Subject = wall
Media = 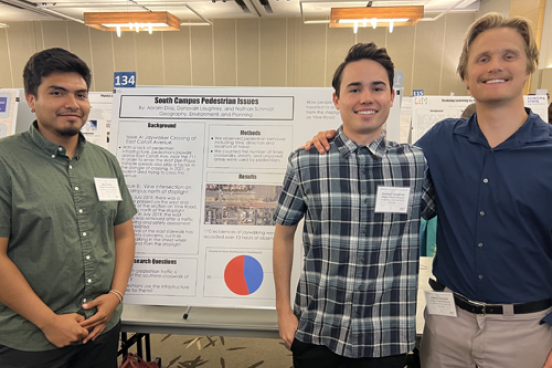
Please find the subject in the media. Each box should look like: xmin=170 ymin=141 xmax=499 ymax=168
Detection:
xmin=478 ymin=0 xmax=511 ymax=17
xmin=507 ymin=0 xmax=552 ymax=94
xmin=535 ymin=0 xmax=552 ymax=95
xmin=0 ymin=14 xmax=477 ymax=96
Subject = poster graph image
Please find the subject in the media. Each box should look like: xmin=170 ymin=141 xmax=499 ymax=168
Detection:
xmin=203 ymin=248 xmax=275 ymax=303
xmin=224 ymin=255 xmax=264 ymax=295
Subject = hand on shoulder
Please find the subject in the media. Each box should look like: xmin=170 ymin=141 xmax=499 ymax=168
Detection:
xmin=303 ymin=130 xmax=337 ymax=154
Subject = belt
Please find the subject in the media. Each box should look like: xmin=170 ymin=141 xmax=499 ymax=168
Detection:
xmin=428 ymin=279 xmax=552 ymax=315
xmin=453 ymin=293 xmax=552 ymax=315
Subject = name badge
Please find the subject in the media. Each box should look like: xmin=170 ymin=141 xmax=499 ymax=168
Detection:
xmin=94 ymin=178 xmax=122 ymax=201
xmin=425 ymin=291 xmax=457 ymax=317
xmin=374 ymin=186 xmax=411 ymax=213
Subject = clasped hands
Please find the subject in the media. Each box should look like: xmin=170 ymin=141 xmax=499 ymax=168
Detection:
xmin=41 ymin=292 xmax=120 ymax=347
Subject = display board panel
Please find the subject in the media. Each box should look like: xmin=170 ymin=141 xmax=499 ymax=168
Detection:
xmin=83 ymin=92 xmax=112 ymax=149
xmin=110 ymin=86 xmax=402 ymax=308
xmin=0 ymin=89 xmax=20 ymax=138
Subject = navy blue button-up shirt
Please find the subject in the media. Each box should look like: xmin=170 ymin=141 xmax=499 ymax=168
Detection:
xmin=416 ymin=110 xmax=552 ymax=320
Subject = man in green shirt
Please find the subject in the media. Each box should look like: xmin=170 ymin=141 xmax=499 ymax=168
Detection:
xmin=0 ymin=48 xmax=137 ymax=368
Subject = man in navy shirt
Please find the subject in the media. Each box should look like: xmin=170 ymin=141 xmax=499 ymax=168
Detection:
xmin=307 ymin=13 xmax=552 ymax=368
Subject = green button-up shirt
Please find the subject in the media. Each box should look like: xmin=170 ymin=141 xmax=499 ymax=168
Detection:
xmin=0 ymin=122 xmax=137 ymax=351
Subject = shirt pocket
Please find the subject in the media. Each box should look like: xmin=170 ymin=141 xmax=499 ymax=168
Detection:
xmin=102 ymin=200 xmax=119 ymax=225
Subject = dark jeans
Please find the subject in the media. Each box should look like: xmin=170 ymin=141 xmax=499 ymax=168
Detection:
xmin=291 ymin=339 xmax=408 ymax=368
xmin=0 ymin=321 xmax=120 ymax=368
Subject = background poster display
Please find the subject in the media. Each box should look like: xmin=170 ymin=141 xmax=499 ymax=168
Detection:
xmin=110 ymin=86 xmax=402 ymax=308
xmin=0 ymin=89 xmax=20 ymax=138
xmin=411 ymin=95 xmax=549 ymax=142
xmin=82 ymin=92 xmax=112 ymax=149
xmin=412 ymin=96 xmax=475 ymax=142
xmin=400 ymin=96 xmax=413 ymax=144
xmin=384 ymin=88 xmax=403 ymax=143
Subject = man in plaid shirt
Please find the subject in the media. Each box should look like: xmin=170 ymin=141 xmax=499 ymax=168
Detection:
xmin=273 ymin=43 xmax=430 ymax=368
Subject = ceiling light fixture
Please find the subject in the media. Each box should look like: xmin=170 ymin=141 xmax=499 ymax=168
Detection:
xmin=84 ymin=11 xmax=181 ymax=36
xmin=330 ymin=6 xmax=424 ymax=32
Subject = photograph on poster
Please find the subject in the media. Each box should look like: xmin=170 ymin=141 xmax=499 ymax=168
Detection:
xmin=204 ymin=184 xmax=282 ymax=226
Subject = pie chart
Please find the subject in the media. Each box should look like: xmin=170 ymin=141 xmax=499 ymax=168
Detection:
xmin=224 ymin=255 xmax=264 ymax=295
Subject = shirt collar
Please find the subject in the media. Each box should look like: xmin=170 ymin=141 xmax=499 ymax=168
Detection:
xmin=334 ymin=125 xmax=387 ymax=159
xmin=28 ymin=121 xmax=87 ymax=159
xmin=453 ymin=108 xmax=550 ymax=148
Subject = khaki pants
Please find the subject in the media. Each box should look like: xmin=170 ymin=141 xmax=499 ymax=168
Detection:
xmin=420 ymin=301 xmax=552 ymax=368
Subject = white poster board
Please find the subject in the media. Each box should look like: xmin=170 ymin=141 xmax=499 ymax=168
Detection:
xmin=83 ymin=92 xmax=112 ymax=149
xmin=384 ymin=88 xmax=403 ymax=143
xmin=400 ymin=96 xmax=413 ymax=144
xmin=0 ymin=89 xmax=20 ymax=138
xmin=110 ymin=86 xmax=402 ymax=308
xmin=412 ymin=95 xmax=549 ymax=143
xmin=411 ymin=96 xmax=475 ymax=143
xmin=417 ymin=256 xmax=435 ymax=334
xmin=15 ymin=89 xmax=35 ymax=134
xmin=525 ymin=94 xmax=549 ymax=121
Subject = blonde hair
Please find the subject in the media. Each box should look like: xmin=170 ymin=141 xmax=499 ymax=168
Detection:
xmin=457 ymin=12 xmax=539 ymax=80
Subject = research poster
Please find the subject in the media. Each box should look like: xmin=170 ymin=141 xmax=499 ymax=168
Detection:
xmin=110 ymin=86 xmax=402 ymax=308
xmin=400 ymin=96 xmax=412 ymax=144
xmin=0 ymin=89 xmax=20 ymax=138
xmin=82 ymin=92 xmax=112 ymax=149
xmin=383 ymin=88 xmax=403 ymax=143
xmin=411 ymin=95 xmax=549 ymax=142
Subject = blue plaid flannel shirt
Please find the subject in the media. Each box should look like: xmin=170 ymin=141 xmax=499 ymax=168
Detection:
xmin=274 ymin=126 xmax=431 ymax=358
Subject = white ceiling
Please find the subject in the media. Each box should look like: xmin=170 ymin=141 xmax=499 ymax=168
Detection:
xmin=0 ymin=0 xmax=479 ymax=24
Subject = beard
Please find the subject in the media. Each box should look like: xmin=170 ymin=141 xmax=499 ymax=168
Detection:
xmin=56 ymin=126 xmax=81 ymax=137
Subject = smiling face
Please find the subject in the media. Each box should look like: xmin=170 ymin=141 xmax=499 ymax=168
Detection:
xmin=464 ymin=27 xmax=530 ymax=106
xmin=333 ymin=59 xmax=395 ymax=145
xmin=26 ymin=72 xmax=90 ymax=144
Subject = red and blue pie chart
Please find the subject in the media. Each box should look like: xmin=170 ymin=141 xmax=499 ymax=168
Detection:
xmin=224 ymin=255 xmax=264 ymax=295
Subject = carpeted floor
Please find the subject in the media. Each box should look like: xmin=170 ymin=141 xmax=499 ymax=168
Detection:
xmin=122 ymin=334 xmax=293 ymax=368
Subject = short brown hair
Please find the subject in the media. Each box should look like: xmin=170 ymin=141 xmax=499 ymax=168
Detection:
xmin=332 ymin=43 xmax=394 ymax=98
xmin=457 ymin=13 xmax=539 ymax=80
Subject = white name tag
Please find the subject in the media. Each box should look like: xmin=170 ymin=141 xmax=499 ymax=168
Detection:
xmin=94 ymin=178 xmax=122 ymax=201
xmin=374 ymin=186 xmax=411 ymax=213
xmin=425 ymin=291 xmax=457 ymax=317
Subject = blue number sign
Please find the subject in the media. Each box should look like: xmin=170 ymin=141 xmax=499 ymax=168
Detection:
xmin=114 ymin=72 xmax=136 ymax=88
